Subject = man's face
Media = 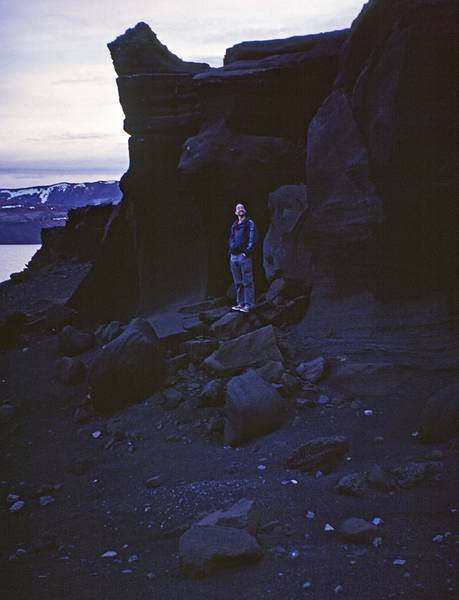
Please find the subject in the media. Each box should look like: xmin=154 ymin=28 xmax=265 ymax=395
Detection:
xmin=235 ymin=203 xmax=247 ymax=218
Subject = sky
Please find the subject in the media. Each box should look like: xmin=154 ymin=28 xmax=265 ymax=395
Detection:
xmin=0 ymin=0 xmax=364 ymax=189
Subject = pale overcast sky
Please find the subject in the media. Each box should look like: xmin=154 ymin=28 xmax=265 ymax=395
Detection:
xmin=0 ymin=0 xmax=364 ymax=188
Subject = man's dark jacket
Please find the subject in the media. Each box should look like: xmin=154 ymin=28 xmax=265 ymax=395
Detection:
xmin=228 ymin=218 xmax=257 ymax=256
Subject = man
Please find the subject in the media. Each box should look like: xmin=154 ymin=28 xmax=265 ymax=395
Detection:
xmin=228 ymin=202 xmax=258 ymax=313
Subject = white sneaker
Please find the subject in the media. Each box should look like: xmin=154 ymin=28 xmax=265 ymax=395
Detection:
xmin=232 ymin=305 xmax=243 ymax=311
xmin=239 ymin=305 xmax=250 ymax=313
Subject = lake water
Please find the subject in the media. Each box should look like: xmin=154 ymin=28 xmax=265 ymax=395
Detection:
xmin=0 ymin=244 xmax=40 ymax=283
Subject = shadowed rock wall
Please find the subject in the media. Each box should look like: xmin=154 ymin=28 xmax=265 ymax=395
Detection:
xmin=70 ymin=23 xmax=347 ymax=323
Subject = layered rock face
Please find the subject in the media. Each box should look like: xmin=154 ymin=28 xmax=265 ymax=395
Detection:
xmin=70 ymin=23 xmax=347 ymax=324
xmin=293 ymin=0 xmax=459 ymax=394
xmin=71 ymin=1 xmax=458 ymax=404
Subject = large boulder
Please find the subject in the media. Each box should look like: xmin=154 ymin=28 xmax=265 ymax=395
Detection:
xmin=58 ymin=326 xmax=94 ymax=357
xmin=420 ymin=382 xmax=459 ymax=442
xmin=179 ymin=525 xmax=262 ymax=577
xmin=224 ymin=368 xmax=285 ymax=446
xmin=88 ymin=318 xmax=163 ymax=413
xmin=196 ymin=498 xmax=259 ymax=534
xmin=286 ymin=435 xmax=349 ymax=473
xmin=203 ymin=325 xmax=283 ymax=375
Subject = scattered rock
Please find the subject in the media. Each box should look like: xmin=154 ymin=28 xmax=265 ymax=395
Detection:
xmin=179 ymin=525 xmax=262 ymax=577
xmin=196 ymin=499 xmax=259 ymax=534
xmin=338 ymin=517 xmax=384 ymax=544
xmin=199 ymin=379 xmax=225 ymax=407
xmin=420 ymin=383 xmax=459 ymax=442
xmin=224 ymin=369 xmax=285 ymax=446
xmin=9 ymin=500 xmax=26 ymax=513
xmin=256 ymin=360 xmax=284 ymax=383
xmin=58 ymin=325 xmax=94 ymax=357
xmin=146 ymin=476 xmax=163 ymax=488
xmin=286 ymin=435 xmax=349 ymax=473
xmin=88 ymin=318 xmax=164 ymax=413
xmin=97 ymin=321 xmax=123 ymax=345
xmin=161 ymin=388 xmax=185 ymax=410
xmin=335 ymin=473 xmax=367 ymax=497
xmin=296 ymin=357 xmax=327 ymax=383
xmin=367 ymin=464 xmax=393 ymax=492
xmin=183 ymin=338 xmax=218 ymax=363
xmin=209 ymin=312 xmax=253 ymax=340
xmin=55 ymin=357 xmax=86 ymax=386
xmin=391 ymin=462 xmax=427 ymax=489
xmin=204 ymin=325 xmax=283 ymax=375
xmin=38 ymin=495 xmax=55 ymax=507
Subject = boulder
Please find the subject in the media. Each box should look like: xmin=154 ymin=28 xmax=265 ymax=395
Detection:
xmin=203 ymin=325 xmax=283 ymax=375
xmin=55 ymin=357 xmax=86 ymax=386
xmin=97 ymin=321 xmax=123 ymax=345
xmin=196 ymin=499 xmax=259 ymax=534
xmin=296 ymin=357 xmax=327 ymax=383
xmin=224 ymin=369 xmax=285 ymax=446
xmin=183 ymin=338 xmax=218 ymax=363
xmin=338 ymin=518 xmax=383 ymax=544
xmin=88 ymin=318 xmax=163 ymax=413
xmin=286 ymin=435 xmax=349 ymax=473
xmin=335 ymin=473 xmax=367 ymax=497
xmin=420 ymin=383 xmax=459 ymax=442
xmin=199 ymin=379 xmax=225 ymax=407
xmin=199 ymin=306 xmax=229 ymax=324
xmin=209 ymin=312 xmax=254 ymax=340
xmin=256 ymin=360 xmax=284 ymax=383
xmin=179 ymin=525 xmax=262 ymax=577
xmin=367 ymin=464 xmax=393 ymax=492
xmin=58 ymin=326 xmax=94 ymax=357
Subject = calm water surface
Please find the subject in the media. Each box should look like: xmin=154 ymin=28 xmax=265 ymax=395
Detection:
xmin=0 ymin=245 xmax=40 ymax=283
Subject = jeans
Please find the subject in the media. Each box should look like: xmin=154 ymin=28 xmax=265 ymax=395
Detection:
xmin=230 ymin=254 xmax=255 ymax=307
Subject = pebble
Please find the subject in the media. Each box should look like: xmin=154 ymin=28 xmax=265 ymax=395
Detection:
xmin=410 ymin=431 xmax=419 ymax=438
xmin=289 ymin=548 xmax=300 ymax=559
xmin=372 ymin=537 xmax=383 ymax=547
xmin=432 ymin=535 xmax=444 ymax=543
xmin=92 ymin=431 xmax=103 ymax=439
xmin=128 ymin=554 xmax=139 ymax=563
xmin=302 ymin=581 xmax=312 ymax=589
xmin=9 ymin=500 xmax=25 ymax=512
xmin=6 ymin=493 xmax=20 ymax=504
xmin=121 ymin=569 xmax=133 ymax=574
xmin=146 ymin=572 xmax=156 ymax=579
xmin=324 ymin=523 xmax=335 ymax=531
xmin=363 ymin=409 xmax=374 ymax=416
xmin=372 ymin=517 xmax=383 ymax=526
xmin=393 ymin=559 xmax=406 ymax=566
xmin=39 ymin=496 xmax=55 ymax=507
xmin=306 ymin=511 xmax=315 ymax=520
xmin=334 ymin=585 xmax=344 ymax=594
xmin=315 ymin=470 xmax=323 ymax=479
xmin=101 ymin=550 xmax=118 ymax=558
xmin=257 ymin=464 xmax=266 ymax=471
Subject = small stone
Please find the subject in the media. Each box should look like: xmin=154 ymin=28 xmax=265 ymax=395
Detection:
xmin=339 ymin=517 xmax=383 ymax=544
xmin=302 ymin=581 xmax=312 ymax=589
xmin=92 ymin=431 xmax=103 ymax=439
xmin=432 ymin=535 xmax=444 ymax=543
xmin=363 ymin=409 xmax=374 ymax=416
xmin=6 ymin=493 xmax=20 ymax=504
xmin=146 ymin=476 xmax=163 ymax=488
xmin=9 ymin=500 xmax=25 ymax=512
xmin=410 ymin=431 xmax=419 ymax=438
xmin=289 ymin=548 xmax=300 ymax=559
xmin=257 ymin=464 xmax=266 ymax=471
xmin=128 ymin=554 xmax=139 ymax=563
xmin=335 ymin=473 xmax=367 ymax=497
xmin=146 ymin=572 xmax=156 ymax=579
xmin=372 ymin=537 xmax=383 ymax=547
xmin=324 ymin=523 xmax=335 ymax=532
xmin=101 ymin=550 xmax=118 ymax=558
xmin=372 ymin=517 xmax=383 ymax=526
xmin=318 ymin=395 xmax=330 ymax=405
xmin=306 ymin=511 xmax=315 ymax=520
xmin=334 ymin=585 xmax=344 ymax=594
xmin=393 ymin=559 xmax=406 ymax=566
xmin=39 ymin=495 xmax=55 ymax=507
xmin=122 ymin=569 xmax=133 ymax=574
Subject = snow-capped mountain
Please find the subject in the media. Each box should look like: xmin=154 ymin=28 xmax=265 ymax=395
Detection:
xmin=0 ymin=180 xmax=122 ymax=243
